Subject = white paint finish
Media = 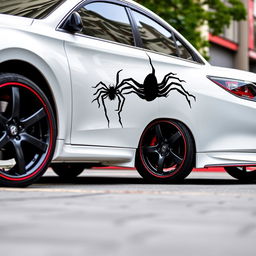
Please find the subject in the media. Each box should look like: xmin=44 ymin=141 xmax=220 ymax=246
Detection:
xmin=0 ymin=21 xmax=72 ymax=142
xmin=197 ymin=152 xmax=256 ymax=168
xmin=64 ymin=35 xmax=159 ymax=147
xmin=53 ymin=143 xmax=135 ymax=166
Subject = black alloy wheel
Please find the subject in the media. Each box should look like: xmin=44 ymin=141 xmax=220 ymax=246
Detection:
xmin=51 ymin=163 xmax=85 ymax=180
xmin=136 ymin=119 xmax=195 ymax=182
xmin=0 ymin=73 xmax=56 ymax=187
xmin=224 ymin=166 xmax=256 ymax=181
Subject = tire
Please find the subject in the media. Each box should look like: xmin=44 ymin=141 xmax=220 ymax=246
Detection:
xmin=0 ymin=73 xmax=57 ymax=187
xmin=136 ymin=119 xmax=195 ymax=182
xmin=51 ymin=163 xmax=84 ymax=179
xmin=224 ymin=167 xmax=256 ymax=181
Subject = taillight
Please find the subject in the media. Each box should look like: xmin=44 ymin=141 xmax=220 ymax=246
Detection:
xmin=208 ymin=76 xmax=256 ymax=101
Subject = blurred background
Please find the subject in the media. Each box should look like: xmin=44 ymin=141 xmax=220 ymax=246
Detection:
xmin=136 ymin=0 xmax=256 ymax=72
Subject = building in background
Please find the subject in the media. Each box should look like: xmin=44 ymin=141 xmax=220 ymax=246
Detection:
xmin=209 ymin=0 xmax=256 ymax=72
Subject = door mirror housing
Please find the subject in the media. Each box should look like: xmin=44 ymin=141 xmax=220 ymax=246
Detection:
xmin=62 ymin=12 xmax=83 ymax=33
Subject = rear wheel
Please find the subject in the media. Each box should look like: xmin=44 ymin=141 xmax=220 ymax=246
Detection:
xmin=136 ymin=119 xmax=195 ymax=182
xmin=51 ymin=163 xmax=84 ymax=179
xmin=0 ymin=73 xmax=56 ymax=187
xmin=224 ymin=167 xmax=256 ymax=181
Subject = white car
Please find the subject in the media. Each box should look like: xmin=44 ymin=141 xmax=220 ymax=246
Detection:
xmin=0 ymin=0 xmax=256 ymax=187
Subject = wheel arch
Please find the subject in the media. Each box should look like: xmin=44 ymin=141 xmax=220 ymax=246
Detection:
xmin=0 ymin=59 xmax=57 ymax=121
xmin=0 ymin=46 xmax=72 ymax=142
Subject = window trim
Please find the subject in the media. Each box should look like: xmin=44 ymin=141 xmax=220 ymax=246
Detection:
xmin=74 ymin=1 xmax=135 ymax=46
xmin=174 ymin=32 xmax=204 ymax=63
xmin=58 ymin=0 xmax=137 ymax=46
xmin=125 ymin=7 xmax=142 ymax=48
xmin=57 ymin=0 xmax=205 ymax=65
xmin=127 ymin=6 xmax=204 ymax=64
xmin=128 ymin=8 xmax=180 ymax=58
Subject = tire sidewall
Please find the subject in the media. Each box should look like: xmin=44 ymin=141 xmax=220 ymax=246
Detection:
xmin=136 ymin=119 xmax=195 ymax=182
xmin=0 ymin=73 xmax=57 ymax=187
xmin=225 ymin=167 xmax=256 ymax=181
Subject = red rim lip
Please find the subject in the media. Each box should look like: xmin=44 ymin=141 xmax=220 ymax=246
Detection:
xmin=0 ymin=82 xmax=54 ymax=181
xmin=139 ymin=120 xmax=187 ymax=178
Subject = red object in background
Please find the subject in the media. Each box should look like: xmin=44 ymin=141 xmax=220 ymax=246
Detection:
xmin=248 ymin=0 xmax=254 ymax=50
xmin=249 ymin=49 xmax=256 ymax=59
xmin=208 ymin=34 xmax=238 ymax=51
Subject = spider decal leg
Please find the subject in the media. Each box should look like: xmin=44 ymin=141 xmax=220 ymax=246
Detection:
xmin=92 ymin=90 xmax=107 ymax=108
xmin=93 ymin=81 xmax=108 ymax=91
xmin=123 ymin=88 xmax=146 ymax=100
xmin=158 ymin=73 xmax=185 ymax=90
xmin=115 ymin=92 xmax=126 ymax=127
xmin=159 ymin=81 xmax=196 ymax=103
xmin=164 ymin=87 xmax=193 ymax=107
xmin=118 ymin=78 xmax=144 ymax=89
xmin=123 ymin=89 xmax=145 ymax=99
xmin=115 ymin=69 xmax=123 ymax=86
xmin=101 ymin=94 xmax=110 ymax=127
xmin=120 ymin=82 xmax=144 ymax=94
xmin=92 ymin=82 xmax=109 ymax=107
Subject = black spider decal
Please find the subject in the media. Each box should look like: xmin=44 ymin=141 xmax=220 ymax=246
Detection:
xmin=92 ymin=69 xmax=126 ymax=127
xmin=92 ymin=54 xmax=196 ymax=128
xmin=120 ymin=55 xmax=196 ymax=107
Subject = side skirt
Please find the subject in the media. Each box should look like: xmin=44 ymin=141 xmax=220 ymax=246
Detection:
xmin=52 ymin=139 xmax=136 ymax=167
xmin=197 ymin=152 xmax=256 ymax=168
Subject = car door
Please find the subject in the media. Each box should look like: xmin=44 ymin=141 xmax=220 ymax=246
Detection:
xmin=129 ymin=9 xmax=201 ymax=132
xmin=63 ymin=1 xmax=159 ymax=148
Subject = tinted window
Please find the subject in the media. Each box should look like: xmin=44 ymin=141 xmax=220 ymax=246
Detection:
xmin=0 ymin=0 xmax=65 ymax=19
xmin=132 ymin=11 xmax=177 ymax=56
xmin=176 ymin=38 xmax=193 ymax=60
xmin=78 ymin=2 xmax=134 ymax=46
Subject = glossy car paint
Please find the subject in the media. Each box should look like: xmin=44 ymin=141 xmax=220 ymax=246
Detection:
xmin=1 ymin=0 xmax=256 ymax=169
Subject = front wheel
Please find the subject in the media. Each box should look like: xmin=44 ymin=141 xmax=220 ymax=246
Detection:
xmin=136 ymin=120 xmax=195 ymax=182
xmin=0 ymin=73 xmax=57 ymax=187
xmin=224 ymin=167 xmax=256 ymax=181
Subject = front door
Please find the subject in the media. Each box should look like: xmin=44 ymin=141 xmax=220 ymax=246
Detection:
xmin=63 ymin=1 xmax=159 ymax=148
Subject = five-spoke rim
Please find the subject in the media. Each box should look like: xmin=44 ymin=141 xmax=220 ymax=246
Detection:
xmin=0 ymin=82 xmax=53 ymax=180
xmin=140 ymin=120 xmax=186 ymax=178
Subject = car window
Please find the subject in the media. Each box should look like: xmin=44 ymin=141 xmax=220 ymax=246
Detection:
xmin=176 ymin=38 xmax=193 ymax=60
xmin=77 ymin=2 xmax=134 ymax=46
xmin=132 ymin=10 xmax=178 ymax=57
xmin=0 ymin=0 xmax=66 ymax=19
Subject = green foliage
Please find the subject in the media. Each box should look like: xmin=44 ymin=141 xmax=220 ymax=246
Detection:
xmin=135 ymin=0 xmax=246 ymax=57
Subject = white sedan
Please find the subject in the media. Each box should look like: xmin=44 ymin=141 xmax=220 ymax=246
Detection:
xmin=0 ymin=0 xmax=256 ymax=187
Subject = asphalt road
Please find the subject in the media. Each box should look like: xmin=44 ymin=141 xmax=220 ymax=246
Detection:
xmin=0 ymin=169 xmax=256 ymax=256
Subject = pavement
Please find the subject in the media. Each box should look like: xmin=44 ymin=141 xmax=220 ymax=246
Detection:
xmin=0 ymin=169 xmax=256 ymax=256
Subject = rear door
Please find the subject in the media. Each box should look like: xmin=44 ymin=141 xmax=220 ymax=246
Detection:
xmin=129 ymin=8 xmax=201 ymax=129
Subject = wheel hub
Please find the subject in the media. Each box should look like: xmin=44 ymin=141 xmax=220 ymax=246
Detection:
xmin=160 ymin=144 xmax=169 ymax=155
xmin=8 ymin=124 xmax=19 ymax=136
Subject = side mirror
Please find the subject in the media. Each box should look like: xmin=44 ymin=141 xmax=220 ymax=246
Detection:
xmin=62 ymin=12 xmax=83 ymax=33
